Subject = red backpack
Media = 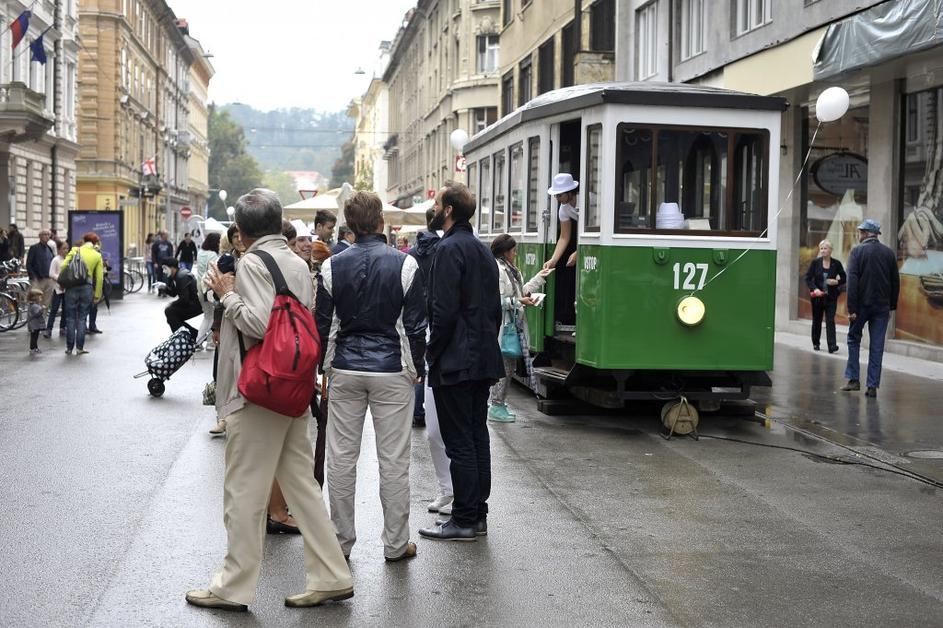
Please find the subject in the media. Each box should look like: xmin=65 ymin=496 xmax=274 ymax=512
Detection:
xmin=237 ymin=250 xmax=320 ymax=417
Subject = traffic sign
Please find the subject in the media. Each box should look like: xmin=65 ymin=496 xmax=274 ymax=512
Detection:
xmin=180 ymin=206 xmax=192 ymax=219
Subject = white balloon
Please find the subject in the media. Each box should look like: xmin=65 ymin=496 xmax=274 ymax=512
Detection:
xmin=218 ymin=189 xmax=227 ymax=202
xmin=226 ymin=206 xmax=235 ymax=217
xmin=450 ymin=128 xmax=469 ymax=152
xmin=815 ymin=87 xmax=850 ymax=123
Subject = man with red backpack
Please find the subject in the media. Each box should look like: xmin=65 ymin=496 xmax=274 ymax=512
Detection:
xmin=186 ymin=189 xmax=352 ymax=613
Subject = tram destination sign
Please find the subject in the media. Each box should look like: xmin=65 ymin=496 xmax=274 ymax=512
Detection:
xmin=811 ymin=152 xmax=868 ymax=196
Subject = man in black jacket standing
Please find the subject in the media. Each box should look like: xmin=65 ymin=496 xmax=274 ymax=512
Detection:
xmin=841 ymin=219 xmax=900 ymax=398
xmin=419 ymin=182 xmax=503 ymax=542
xmin=26 ymin=229 xmax=54 ymax=306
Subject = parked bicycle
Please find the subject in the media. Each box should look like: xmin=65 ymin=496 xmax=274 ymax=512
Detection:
xmin=0 ymin=260 xmax=28 ymax=331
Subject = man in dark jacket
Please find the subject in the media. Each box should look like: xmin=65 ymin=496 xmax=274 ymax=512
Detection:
xmin=152 ymin=231 xmax=174 ymax=287
xmin=316 ymin=191 xmax=426 ymax=562
xmin=419 ymin=181 xmax=503 ymax=542
xmin=841 ymin=219 xmax=900 ymax=398
xmin=26 ymin=229 xmax=54 ymax=306
xmin=407 ymin=208 xmax=440 ymax=427
xmin=176 ymin=232 xmax=198 ymax=270
xmin=331 ymin=226 xmax=355 ymax=255
xmin=159 ymin=257 xmax=202 ymax=337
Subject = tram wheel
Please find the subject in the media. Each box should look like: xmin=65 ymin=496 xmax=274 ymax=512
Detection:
xmin=661 ymin=399 xmax=699 ymax=437
xmin=147 ymin=378 xmax=166 ymax=398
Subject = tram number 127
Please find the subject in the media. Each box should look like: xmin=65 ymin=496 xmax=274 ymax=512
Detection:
xmin=673 ymin=262 xmax=709 ymax=290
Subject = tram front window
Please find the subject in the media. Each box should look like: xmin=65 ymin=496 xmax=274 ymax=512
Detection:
xmin=615 ymin=123 xmax=768 ymax=235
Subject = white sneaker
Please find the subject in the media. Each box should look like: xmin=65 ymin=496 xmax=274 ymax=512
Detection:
xmin=438 ymin=502 xmax=452 ymax=516
xmin=427 ymin=494 xmax=453 ymax=513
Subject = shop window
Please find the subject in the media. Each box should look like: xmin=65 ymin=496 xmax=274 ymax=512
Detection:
xmin=898 ymin=88 xmax=943 ymax=346
xmin=479 ymin=157 xmax=492 ymax=234
xmin=493 ymin=150 xmax=507 ymax=232
xmin=585 ymin=125 xmax=602 ymax=232
xmin=527 ymin=136 xmax=540 ymax=232
xmin=615 ymin=123 xmax=766 ymax=236
xmin=509 ymin=143 xmax=525 ymax=231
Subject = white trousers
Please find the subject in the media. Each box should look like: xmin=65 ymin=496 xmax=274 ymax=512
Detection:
xmin=209 ymin=402 xmax=352 ymax=605
xmin=424 ymin=380 xmax=453 ymax=496
xmin=195 ymin=297 xmax=214 ymax=345
xmin=327 ymin=370 xmax=414 ymax=558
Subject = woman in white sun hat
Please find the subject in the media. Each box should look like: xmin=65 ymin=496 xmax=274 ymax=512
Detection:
xmin=544 ymin=173 xmax=579 ymax=325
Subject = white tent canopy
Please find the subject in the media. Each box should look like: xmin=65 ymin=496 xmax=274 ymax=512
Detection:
xmin=203 ymin=217 xmax=228 ymax=233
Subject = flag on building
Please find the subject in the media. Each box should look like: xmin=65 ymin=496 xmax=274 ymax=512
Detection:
xmin=142 ymin=157 xmax=157 ymax=177
xmin=9 ymin=10 xmax=31 ymax=50
xmin=29 ymin=28 xmax=50 ymax=65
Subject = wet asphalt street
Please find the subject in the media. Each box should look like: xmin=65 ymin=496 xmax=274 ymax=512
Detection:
xmin=0 ymin=294 xmax=941 ymax=627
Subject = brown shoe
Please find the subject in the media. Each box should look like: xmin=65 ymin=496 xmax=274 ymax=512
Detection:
xmin=185 ymin=589 xmax=247 ymax=612
xmin=284 ymin=587 xmax=354 ymax=608
xmin=385 ymin=541 xmax=417 ymax=562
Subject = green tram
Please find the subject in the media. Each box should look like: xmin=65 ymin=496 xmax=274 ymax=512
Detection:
xmin=462 ymin=83 xmax=788 ymax=422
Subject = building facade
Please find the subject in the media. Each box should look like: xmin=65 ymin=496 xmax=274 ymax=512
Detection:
xmin=183 ymin=25 xmax=213 ymax=223
xmin=383 ymin=0 xmax=501 ymax=207
xmin=498 ymin=0 xmax=616 ymax=117
xmin=612 ymin=0 xmax=943 ymax=358
xmin=352 ymin=43 xmax=390 ymax=197
xmin=0 ymin=0 xmax=80 ymax=242
xmin=77 ymin=0 xmax=193 ymax=257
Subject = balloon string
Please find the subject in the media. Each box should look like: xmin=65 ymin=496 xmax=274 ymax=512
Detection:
xmin=689 ymin=121 xmax=822 ymax=297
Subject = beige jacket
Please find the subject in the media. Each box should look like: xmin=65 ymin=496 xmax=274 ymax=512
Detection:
xmin=216 ymin=234 xmax=315 ymax=418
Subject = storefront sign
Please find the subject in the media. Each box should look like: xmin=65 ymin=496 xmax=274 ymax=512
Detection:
xmin=811 ymin=152 xmax=868 ymax=196
xmin=69 ymin=210 xmax=125 ymax=299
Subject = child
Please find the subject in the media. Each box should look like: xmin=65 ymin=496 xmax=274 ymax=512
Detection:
xmin=27 ymin=288 xmax=46 ymax=354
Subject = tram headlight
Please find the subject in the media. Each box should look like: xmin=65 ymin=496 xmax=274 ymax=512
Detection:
xmin=677 ymin=296 xmax=706 ymax=327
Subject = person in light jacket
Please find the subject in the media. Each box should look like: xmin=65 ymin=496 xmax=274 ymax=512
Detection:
xmin=488 ymin=234 xmax=553 ymax=422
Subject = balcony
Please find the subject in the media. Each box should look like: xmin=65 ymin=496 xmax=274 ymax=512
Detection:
xmin=0 ymin=82 xmax=54 ymax=143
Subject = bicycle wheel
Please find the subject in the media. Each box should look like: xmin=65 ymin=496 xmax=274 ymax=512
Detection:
xmin=123 ymin=271 xmax=134 ymax=294
xmin=0 ymin=292 xmax=18 ymax=331
xmin=11 ymin=284 xmax=28 ymax=330
xmin=129 ymin=269 xmax=145 ymax=293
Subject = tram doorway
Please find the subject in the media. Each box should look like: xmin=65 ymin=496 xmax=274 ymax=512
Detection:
xmin=551 ymin=119 xmax=581 ymax=332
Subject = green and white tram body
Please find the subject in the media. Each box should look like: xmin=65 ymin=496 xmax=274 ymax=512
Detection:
xmin=462 ymin=83 xmax=788 ymax=410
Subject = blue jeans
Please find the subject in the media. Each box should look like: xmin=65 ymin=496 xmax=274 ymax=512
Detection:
xmin=46 ymin=291 xmax=65 ymax=333
xmin=413 ymin=382 xmax=425 ymax=419
xmin=64 ymin=284 xmax=93 ymax=350
xmin=146 ymin=261 xmax=155 ymax=290
xmin=844 ymin=309 xmax=890 ymax=389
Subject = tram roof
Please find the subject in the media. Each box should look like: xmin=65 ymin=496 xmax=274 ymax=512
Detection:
xmin=463 ymin=82 xmax=788 ymax=154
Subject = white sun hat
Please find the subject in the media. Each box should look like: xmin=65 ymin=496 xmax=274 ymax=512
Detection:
xmin=547 ymin=173 xmax=579 ymax=195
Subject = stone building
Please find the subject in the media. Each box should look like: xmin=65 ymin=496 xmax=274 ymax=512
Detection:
xmin=351 ymin=42 xmax=390 ymax=196
xmin=0 ymin=0 xmax=80 ymax=242
xmin=76 ymin=0 xmax=193 ymax=256
xmin=383 ymin=1 xmax=501 ymax=207
xmin=182 ymin=24 xmax=213 ymax=223
xmin=612 ymin=0 xmax=943 ymax=360
xmin=498 ymin=0 xmax=615 ymax=117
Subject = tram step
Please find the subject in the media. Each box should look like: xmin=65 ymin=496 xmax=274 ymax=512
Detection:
xmin=534 ymin=366 xmax=569 ymax=382
xmin=552 ymin=333 xmax=576 ymax=345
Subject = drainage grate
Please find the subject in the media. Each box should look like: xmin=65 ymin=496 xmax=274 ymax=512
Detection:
xmin=905 ymin=450 xmax=943 ymax=460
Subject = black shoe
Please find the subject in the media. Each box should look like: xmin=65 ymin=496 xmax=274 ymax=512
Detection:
xmin=436 ymin=517 xmax=487 ymax=536
xmin=267 ymin=517 xmax=301 ymax=534
xmin=418 ymin=519 xmax=477 ymax=542
xmin=840 ymin=379 xmax=860 ymax=392
xmin=412 ymin=415 xmax=426 ymax=428
xmin=87 ymin=328 xmax=103 ymax=334
xmin=828 ymin=346 xmax=839 ymax=354
xmin=813 ymin=345 xmax=820 ymax=351
xmin=865 ymin=387 xmax=877 ymax=398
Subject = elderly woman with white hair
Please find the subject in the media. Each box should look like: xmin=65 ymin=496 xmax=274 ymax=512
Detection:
xmin=804 ymin=239 xmax=847 ymax=353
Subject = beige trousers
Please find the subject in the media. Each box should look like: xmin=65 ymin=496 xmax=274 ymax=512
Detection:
xmin=327 ymin=370 xmax=414 ymax=559
xmin=209 ymin=402 xmax=352 ymax=605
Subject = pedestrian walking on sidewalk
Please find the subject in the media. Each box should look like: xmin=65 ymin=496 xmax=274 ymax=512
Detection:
xmin=316 ymin=191 xmax=427 ymax=562
xmin=45 ymin=240 xmax=68 ymax=337
xmin=187 ymin=189 xmax=352 ymax=613
xmin=176 ymin=232 xmax=198 ymax=271
xmin=151 ymin=232 xmax=174 ymax=288
xmin=26 ymin=229 xmax=54 ymax=307
xmin=841 ymin=219 xmax=900 ymax=398
xmin=144 ymin=233 xmax=156 ymax=292
xmin=804 ymin=239 xmax=846 ymax=353
xmin=419 ymin=182 xmax=504 ymax=542
xmin=488 ymin=234 xmax=553 ymax=423
xmin=26 ymin=288 xmax=45 ymax=354
xmin=60 ymin=233 xmax=104 ymax=356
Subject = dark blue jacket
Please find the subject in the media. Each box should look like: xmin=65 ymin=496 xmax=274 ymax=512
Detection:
xmin=427 ymin=221 xmax=504 ymax=387
xmin=408 ymin=230 xmax=440 ymax=300
xmin=331 ymin=240 xmax=350 ymax=255
xmin=846 ymin=237 xmax=900 ymax=315
xmin=316 ymin=234 xmax=427 ymax=377
xmin=26 ymin=241 xmax=53 ymax=280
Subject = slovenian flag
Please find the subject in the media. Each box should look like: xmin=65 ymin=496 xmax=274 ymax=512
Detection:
xmin=10 ymin=11 xmax=30 ymax=50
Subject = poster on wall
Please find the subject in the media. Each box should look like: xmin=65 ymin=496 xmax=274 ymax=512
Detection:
xmin=69 ymin=210 xmax=124 ymax=301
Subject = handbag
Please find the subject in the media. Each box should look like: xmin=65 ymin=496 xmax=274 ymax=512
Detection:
xmin=499 ymin=310 xmax=523 ymax=359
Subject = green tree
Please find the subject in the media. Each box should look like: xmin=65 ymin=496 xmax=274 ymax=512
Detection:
xmin=331 ymin=136 xmax=355 ymax=188
xmin=208 ymin=104 xmax=264 ymax=219
xmin=263 ymin=170 xmax=300 ymax=205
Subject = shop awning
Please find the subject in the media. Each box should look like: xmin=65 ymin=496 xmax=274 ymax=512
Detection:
xmin=814 ymin=0 xmax=943 ymax=81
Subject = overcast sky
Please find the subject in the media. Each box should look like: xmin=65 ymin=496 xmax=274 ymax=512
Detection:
xmin=170 ymin=0 xmax=417 ymax=112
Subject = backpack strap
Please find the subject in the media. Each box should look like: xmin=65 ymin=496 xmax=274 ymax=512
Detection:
xmin=249 ymin=249 xmax=291 ymax=296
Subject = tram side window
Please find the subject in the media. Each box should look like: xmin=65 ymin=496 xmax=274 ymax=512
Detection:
xmin=656 ymin=129 xmax=726 ymax=230
xmin=479 ymin=157 xmax=492 ymax=234
xmin=526 ymin=136 xmax=540 ymax=232
xmin=616 ymin=126 xmax=653 ymax=231
xmin=509 ymin=142 xmax=525 ymax=231
xmin=733 ymin=134 xmax=766 ymax=232
xmin=468 ymin=161 xmax=478 ymax=224
xmin=493 ymin=150 xmax=506 ymax=233
xmin=585 ymin=124 xmax=602 ymax=232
